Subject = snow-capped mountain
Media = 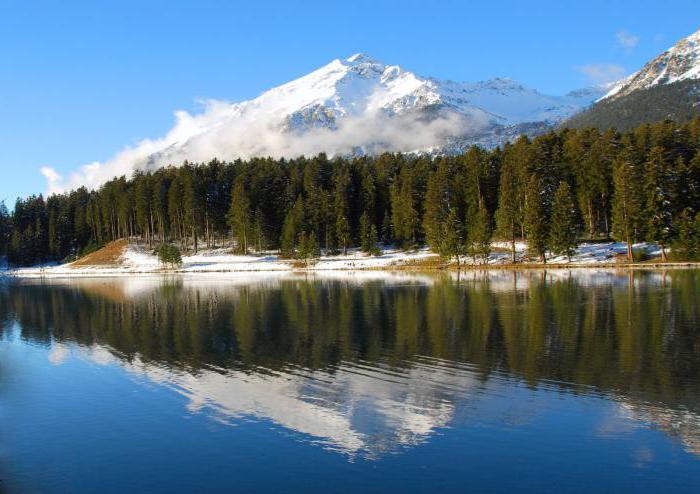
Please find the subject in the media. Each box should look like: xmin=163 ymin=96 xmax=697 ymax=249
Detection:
xmin=227 ymin=53 xmax=601 ymax=130
xmin=45 ymin=53 xmax=604 ymax=193
xmin=603 ymin=28 xmax=700 ymax=100
xmin=146 ymin=53 xmax=603 ymax=162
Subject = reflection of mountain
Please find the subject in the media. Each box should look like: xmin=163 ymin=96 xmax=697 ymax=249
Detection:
xmin=116 ymin=353 xmax=470 ymax=458
xmin=3 ymin=270 xmax=700 ymax=459
xmin=618 ymin=400 xmax=700 ymax=458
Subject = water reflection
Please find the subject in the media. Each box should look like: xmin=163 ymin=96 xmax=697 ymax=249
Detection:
xmin=2 ymin=270 xmax=700 ymax=460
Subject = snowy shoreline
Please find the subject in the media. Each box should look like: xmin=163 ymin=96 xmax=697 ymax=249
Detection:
xmin=3 ymin=241 xmax=699 ymax=278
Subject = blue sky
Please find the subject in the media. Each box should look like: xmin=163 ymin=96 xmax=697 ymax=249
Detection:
xmin=1 ymin=0 xmax=698 ymax=202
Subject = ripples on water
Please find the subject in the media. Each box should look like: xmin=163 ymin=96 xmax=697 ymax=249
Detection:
xmin=1 ymin=269 xmax=700 ymax=493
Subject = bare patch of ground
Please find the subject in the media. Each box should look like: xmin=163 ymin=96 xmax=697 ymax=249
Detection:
xmin=70 ymin=239 xmax=128 ymax=267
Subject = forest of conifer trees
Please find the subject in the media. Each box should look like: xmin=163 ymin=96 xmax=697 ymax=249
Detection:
xmin=2 ymin=118 xmax=700 ymax=267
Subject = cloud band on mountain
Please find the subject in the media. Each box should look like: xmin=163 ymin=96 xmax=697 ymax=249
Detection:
xmin=42 ymin=102 xmax=483 ymax=194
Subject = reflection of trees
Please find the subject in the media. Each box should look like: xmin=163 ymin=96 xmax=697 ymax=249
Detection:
xmin=2 ymin=270 xmax=700 ymax=409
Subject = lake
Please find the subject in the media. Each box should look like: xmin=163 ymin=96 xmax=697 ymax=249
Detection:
xmin=2 ymin=270 xmax=700 ymax=493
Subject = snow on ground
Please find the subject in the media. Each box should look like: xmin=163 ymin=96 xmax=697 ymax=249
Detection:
xmin=1 ymin=241 xmax=683 ymax=279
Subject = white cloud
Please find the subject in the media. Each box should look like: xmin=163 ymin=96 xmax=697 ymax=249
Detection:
xmin=577 ymin=64 xmax=626 ymax=85
xmin=616 ymin=31 xmax=640 ymax=53
xmin=42 ymin=100 xmax=485 ymax=194
xmin=41 ymin=166 xmax=63 ymax=195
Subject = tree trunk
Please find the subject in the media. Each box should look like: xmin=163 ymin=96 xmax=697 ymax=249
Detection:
xmin=627 ymin=241 xmax=633 ymax=262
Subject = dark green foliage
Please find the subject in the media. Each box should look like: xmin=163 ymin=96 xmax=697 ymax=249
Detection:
xmin=359 ymin=212 xmax=380 ymax=255
xmin=671 ymin=210 xmax=700 ymax=261
xmin=156 ymin=244 xmax=182 ymax=268
xmin=611 ymin=143 xmax=646 ymax=261
xmin=549 ymin=182 xmax=579 ymax=260
xmin=228 ymin=179 xmax=251 ymax=254
xmin=297 ymin=230 xmax=320 ymax=262
xmin=467 ymin=203 xmax=491 ymax=264
xmin=437 ymin=207 xmax=463 ymax=263
xmin=280 ymin=197 xmax=305 ymax=258
xmin=5 ymin=117 xmax=700 ymax=267
xmin=523 ymin=176 xmax=548 ymax=262
xmin=495 ymin=149 xmax=521 ymax=263
xmin=643 ymin=147 xmax=678 ymax=260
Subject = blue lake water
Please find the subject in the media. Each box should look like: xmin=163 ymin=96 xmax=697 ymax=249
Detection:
xmin=2 ymin=270 xmax=700 ymax=493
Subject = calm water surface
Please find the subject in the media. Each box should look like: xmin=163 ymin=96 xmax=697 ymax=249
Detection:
xmin=2 ymin=270 xmax=700 ymax=493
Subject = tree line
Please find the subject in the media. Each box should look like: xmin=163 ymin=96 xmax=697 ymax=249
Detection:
xmin=2 ymin=118 xmax=700 ymax=266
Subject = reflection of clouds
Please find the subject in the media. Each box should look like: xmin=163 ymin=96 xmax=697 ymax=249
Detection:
xmin=79 ymin=345 xmax=118 ymax=367
xmin=618 ymin=401 xmax=700 ymax=458
xmin=98 ymin=351 xmax=476 ymax=459
xmin=634 ymin=445 xmax=655 ymax=469
xmin=48 ymin=342 xmax=70 ymax=365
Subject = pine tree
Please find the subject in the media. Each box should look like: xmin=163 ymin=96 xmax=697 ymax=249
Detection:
xmin=495 ymin=153 xmax=520 ymax=263
xmin=134 ymin=173 xmax=153 ymax=247
xmin=467 ymin=201 xmax=492 ymax=264
xmin=549 ymin=182 xmax=579 ymax=261
xmin=228 ymin=180 xmax=251 ymax=254
xmin=381 ymin=211 xmax=392 ymax=243
xmin=671 ymin=209 xmax=700 ymax=261
xmin=611 ymin=149 xmax=645 ymax=261
xmin=297 ymin=230 xmax=320 ymax=264
xmin=0 ymin=201 xmax=10 ymax=257
xmin=280 ymin=196 xmax=304 ymax=258
xmin=643 ymin=146 xmax=675 ymax=260
xmin=423 ymin=164 xmax=451 ymax=250
xmin=523 ymin=175 xmax=548 ymax=262
xmin=335 ymin=213 xmax=350 ymax=255
xmin=438 ymin=207 xmax=463 ymax=266
xmin=390 ymin=169 xmax=419 ymax=249
xmin=252 ymin=209 xmax=266 ymax=253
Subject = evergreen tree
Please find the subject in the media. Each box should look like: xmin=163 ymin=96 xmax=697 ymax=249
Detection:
xmin=549 ymin=182 xmax=579 ymax=261
xmin=423 ymin=163 xmax=452 ymax=250
xmin=671 ymin=209 xmax=700 ymax=261
xmin=611 ymin=147 xmax=645 ymax=261
xmin=467 ymin=201 xmax=492 ymax=264
xmin=0 ymin=201 xmax=10 ymax=257
xmin=335 ymin=213 xmax=350 ymax=255
xmin=644 ymin=146 xmax=675 ymax=260
xmin=280 ymin=196 xmax=304 ymax=258
xmin=390 ymin=169 xmax=419 ymax=249
xmin=495 ymin=153 xmax=520 ymax=263
xmin=134 ymin=173 xmax=153 ymax=247
xmin=228 ymin=180 xmax=252 ymax=254
xmin=523 ymin=176 xmax=548 ymax=262
xmin=297 ymin=230 xmax=320 ymax=263
xmin=252 ymin=209 xmax=266 ymax=253
xmin=359 ymin=212 xmax=380 ymax=255
xmin=381 ymin=211 xmax=392 ymax=243
xmin=438 ymin=207 xmax=463 ymax=266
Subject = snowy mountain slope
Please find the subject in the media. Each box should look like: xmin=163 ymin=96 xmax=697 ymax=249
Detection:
xmin=564 ymin=28 xmax=700 ymax=131
xmin=603 ymin=28 xmax=700 ymax=100
xmin=45 ymin=53 xmax=603 ymax=193
xmin=149 ymin=53 xmax=603 ymax=160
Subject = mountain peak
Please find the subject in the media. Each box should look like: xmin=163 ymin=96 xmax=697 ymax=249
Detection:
xmin=603 ymin=27 xmax=700 ymax=100
xmin=346 ymin=53 xmax=378 ymax=64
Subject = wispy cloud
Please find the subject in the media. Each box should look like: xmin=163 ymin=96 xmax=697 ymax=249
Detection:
xmin=577 ymin=64 xmax=626 ymax=86
xmin=616 ymin=31 xmax=639 ymax=53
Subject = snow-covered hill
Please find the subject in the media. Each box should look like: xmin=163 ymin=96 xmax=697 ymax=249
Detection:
xmin=603 ymin=28 xmax=700 ymax=100
xmin=45 ymin=53 xmax=604 ymax=193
